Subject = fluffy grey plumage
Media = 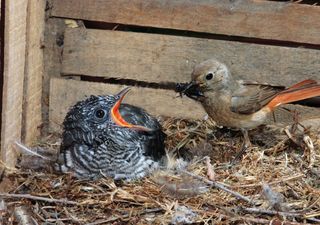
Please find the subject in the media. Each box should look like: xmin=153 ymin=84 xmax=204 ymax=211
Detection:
xmin=55 ymin=88 xmax=166 ymax=180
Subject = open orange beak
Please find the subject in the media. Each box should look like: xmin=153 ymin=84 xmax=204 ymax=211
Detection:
xmin=110 ymin=87 xmax=153 ymax=132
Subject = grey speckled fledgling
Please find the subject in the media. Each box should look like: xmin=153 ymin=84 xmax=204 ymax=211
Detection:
xmin=55 ymin=87 xmax=166 ymax=180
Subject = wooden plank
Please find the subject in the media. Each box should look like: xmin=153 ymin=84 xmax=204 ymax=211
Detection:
xmin=49 ymin=78 xmax=320 ymax=132
xmin=22 ymin=0 xmax=45 ymax=145
xmin=49 ymin=78 xmax=206 ymax=131
xmin=42 ymin=18 xmax=66 ymax=134
xmin=62 ymin=28 xmax=320 ymax=86
xmin=1 ymin=0 xmax=28 ymax=167
xmin=51 ymin=0 xmax=320 ymax=45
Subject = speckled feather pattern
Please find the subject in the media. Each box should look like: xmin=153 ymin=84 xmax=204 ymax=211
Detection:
xmin=56 ymin=95 xmax=166 ymax=180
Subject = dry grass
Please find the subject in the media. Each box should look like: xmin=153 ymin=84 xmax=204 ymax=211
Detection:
xmin=0 ymin=117 xmax=319 ymax=224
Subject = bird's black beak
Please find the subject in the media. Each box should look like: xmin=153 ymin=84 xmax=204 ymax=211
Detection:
xmin=110 ymin=87 xmax=153 ymax=132
xmin=175 ymin=81 xmax=204 ymax=100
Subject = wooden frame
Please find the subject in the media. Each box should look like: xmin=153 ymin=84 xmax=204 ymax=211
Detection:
xmin=1 ymin=0 xmax=44 ymax=167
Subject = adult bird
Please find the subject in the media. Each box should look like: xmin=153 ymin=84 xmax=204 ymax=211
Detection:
xmin=177 ymin=59 xmax=320 ymax=149
xmin=56 ymin=87 xmax=166 ymax=180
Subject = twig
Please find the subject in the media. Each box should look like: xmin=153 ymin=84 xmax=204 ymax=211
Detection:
xmin=284 ymin=127 xmax=299 ymax=145
xmin=234 ymin=216 xmax=314 ymax=225
xmin=180 ymin=170 xmax=254 ymax=204
xmin=85 ymin=208 xmax=163 ymax=225
xmin=303 ymin=135 xmax=315 ymax=168
xmin=203 ymin=207 xmax=313 ymax=225
xmin=86 ymin=215 xmax=129 ymax=225
xmin=292 ymin=154 xmax=320 ymax=178
xmin=205 ymin=157 xmax=215 ymax=181
xmin=307 ymin=217 xmax=320 ymax=223
xmin=0 ymin=193 xmax=77 ymax=205
xmin=239 ymin=206 xmax=304 ymax=217
xmin=239 ymin=207 xmax=320 ymax=223
xmin=232 ymin=173 xmax=304 ymax=188
xmin=63 ymin=207 xmax=86 ymax=223
xmin=264 ymin=137 xmax=288 ymax=155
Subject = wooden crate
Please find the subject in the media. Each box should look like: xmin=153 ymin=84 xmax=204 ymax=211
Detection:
xmin=48 ymin=0 xmax=320 ymax=129
xmin=1 ymin=0 xmax=320 ymax=167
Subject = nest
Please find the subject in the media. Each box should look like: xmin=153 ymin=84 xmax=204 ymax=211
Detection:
xmin=0 ymin=117 xmax=319 ymax=224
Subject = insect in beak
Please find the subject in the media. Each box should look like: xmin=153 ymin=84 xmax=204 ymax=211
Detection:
xmin=175 ymin=81 xmax=204 ymax=100
xmin=110 ymin=87 xmax=153 ymax=132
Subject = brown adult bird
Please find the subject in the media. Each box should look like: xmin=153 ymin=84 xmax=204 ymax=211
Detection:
xmin=177 ymin=59 xmax=320 ymax=149
xmin=56 ymin=87 xmax=166 ymax=180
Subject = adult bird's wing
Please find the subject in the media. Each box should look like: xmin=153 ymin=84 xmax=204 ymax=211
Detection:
xmin=230 ymin=79 xmax=319 ymax=114
xmin=230 ymin=81 xmax=285 ymax=114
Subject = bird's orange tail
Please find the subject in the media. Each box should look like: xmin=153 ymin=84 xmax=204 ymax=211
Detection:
xmin=267 ymin=80 xmax=320 ymax=110
xmin=286 ymin=79 xmax=317 ymax=90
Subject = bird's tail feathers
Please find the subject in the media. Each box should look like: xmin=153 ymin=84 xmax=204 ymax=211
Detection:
xmin=286 ymin=79 xmax=317 ymax=90
xmin=267 ymin=82 xmax=320 ymax=110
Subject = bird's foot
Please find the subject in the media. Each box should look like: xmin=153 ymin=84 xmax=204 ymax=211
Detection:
xmin=231 ymin=141 xmax=252 ymax=165
xmin=230 ymin=129 xmax=253 ymax=165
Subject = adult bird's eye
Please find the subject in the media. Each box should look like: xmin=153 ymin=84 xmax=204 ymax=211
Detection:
xmin=205 ymin=73 xmax=213 ymax=80
xmin=95 ymin=109 xmax=106 ymax=119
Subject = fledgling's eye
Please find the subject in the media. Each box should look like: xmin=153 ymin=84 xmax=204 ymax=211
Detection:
xmin=94 ymin=109 xmax=106 ymax=119
xmin=205 ymin=73 xmax=213 ymax=80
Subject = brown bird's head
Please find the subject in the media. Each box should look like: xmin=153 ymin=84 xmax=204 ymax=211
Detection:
xmin=191 ymin=59 xmax=232 ymax=93
xmin=175 ymin=59 xmax=232 ymax=100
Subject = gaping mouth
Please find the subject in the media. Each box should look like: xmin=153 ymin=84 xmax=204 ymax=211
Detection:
xmin=175 ymin=81 xmax=204 ymax=100
xmin=110 ymin=87 xmax=153 ymax=132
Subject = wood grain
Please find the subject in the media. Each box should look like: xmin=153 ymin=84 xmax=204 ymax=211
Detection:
xmin=1 ymin=0 xmax=28 ymax=167
xmin=62 ymin=28 xmax=320 ymax=86
xmin=51 ymin=0 xmax=320 ymax=45
xmin=49 ymin=78 xmax=206 ymax=131
xmin=22 ymin=0 xmax=45 ymax=145
xmin=42 ymin=18 xmax=66 ymax=134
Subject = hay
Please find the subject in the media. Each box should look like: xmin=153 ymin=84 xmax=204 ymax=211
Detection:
xmin=0 ymin=117 xmax=319 ymax=224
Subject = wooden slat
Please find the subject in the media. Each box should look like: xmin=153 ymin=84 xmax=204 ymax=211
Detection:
xmin=22 ymin=0 xmax=45 ymax=145
xmin=49 ymin=78 xmax=206 ymax=131
xmin=62 ymin=28 xmax=320 ymax=85
xmin=51 ymin=0 xmax=320 ymax=45
xmin=1 ymin=0 xmax=28 ymax=167
xmin=42 ymin=18 xmax=66 ymax=133
xmin=49 ymin=78 xmax=320 ymax=132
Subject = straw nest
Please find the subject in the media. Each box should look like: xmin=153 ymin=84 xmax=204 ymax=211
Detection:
xmin=0 ymin=117 xmax=319 ymax=224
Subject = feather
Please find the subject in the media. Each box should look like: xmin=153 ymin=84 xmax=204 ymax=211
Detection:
xmin=14 ymin=141 xmax=50 ymax=160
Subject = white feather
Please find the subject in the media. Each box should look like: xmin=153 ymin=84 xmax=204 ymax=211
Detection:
xmin=14 ymin=141 xmax=50 ymax=160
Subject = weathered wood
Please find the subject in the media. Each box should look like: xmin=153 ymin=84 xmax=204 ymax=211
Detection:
xmin=49 ymin=78 xmax=206 ymax=131
xmin=49 ymin=78 xmax=320 ymax=132
xmin=42 ymin=17 xmax=66 ymax=134
xmin=22 ymin=0 xmax=45 ymax=145
xmin=51 ymin=0 xmax=320 ymax=45
xmin=62 ymin=28 xmax=320 ymax=85
xmin=1 ymin=0 xmax=28 ymax=167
